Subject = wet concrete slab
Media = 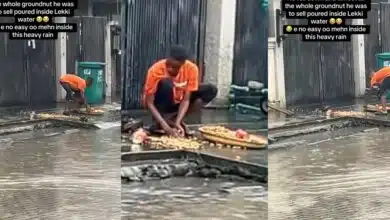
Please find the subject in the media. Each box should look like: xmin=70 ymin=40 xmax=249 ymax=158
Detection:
xmin=0 ymin=126 xmax=121 ymax=220
xmin=269 ymin=110 xmax=390 ymax=219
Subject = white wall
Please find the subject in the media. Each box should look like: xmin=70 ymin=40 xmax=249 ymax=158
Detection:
xmin=55 ymin=17 xmax=67 ymax=102
xmin=268 ymin=0 xmax=286 ymax=107
xmin=203 ymin=0 xmax=237 ymax=106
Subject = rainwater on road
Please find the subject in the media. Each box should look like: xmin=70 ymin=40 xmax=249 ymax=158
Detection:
xmin=122 ymin=177 xmax=267 ymax=220
xmin=269 ymin=128 xmax=390 ymax=220
xmin=0 ymin=125 xmax=121 ymax=220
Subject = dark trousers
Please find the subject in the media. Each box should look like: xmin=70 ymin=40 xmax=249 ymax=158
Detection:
xmin=378 ymin=77 xmax=390 ymax=98
xmin=154 ymin=78 xmax=218 ymax=114
xmin=60 ymin=82 xmax=81 ymax=101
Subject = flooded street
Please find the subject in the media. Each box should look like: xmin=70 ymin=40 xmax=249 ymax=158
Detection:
xmin=0 ymin=126 xmax=121 ymax=220
xmin=269 ymin=128 xmax=390 ymax=220
xmin=122 ymin=177 xmax=267 ymax=220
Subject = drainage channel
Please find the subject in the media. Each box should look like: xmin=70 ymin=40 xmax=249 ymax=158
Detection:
xmin=121 ymin=150 xmax=267 ymax=220
xmin=268 ymin=117 xmax=390 ymax=149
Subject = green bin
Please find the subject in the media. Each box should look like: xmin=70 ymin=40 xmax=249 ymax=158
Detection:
xmin=376 ymin=52 xmax=390 ymax=69
xmin=77 ymin=61 xmax=105 ymax=104
xmin=376 ymin=53 xmax=390 ymax=99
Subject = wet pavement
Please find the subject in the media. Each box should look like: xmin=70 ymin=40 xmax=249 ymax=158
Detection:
xmin=269 ymin=118 xmax=390 ymax=219
xmin=122 ymin=177 xmax=267 ymax=220
xmin=0 ymin=126 xmax=121 ymax=220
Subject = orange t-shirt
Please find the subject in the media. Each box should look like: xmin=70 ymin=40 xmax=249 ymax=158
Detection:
xmin=143 ymin=59 xmax=199 ymax=104
xmin=60 ymin=74 xmax=87 ymax=92
xmin=371 ymin=67 xmax=390 ymax=87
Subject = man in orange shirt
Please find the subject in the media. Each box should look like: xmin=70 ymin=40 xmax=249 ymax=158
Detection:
xmin=370 ymin=66 xmax=390 ymax=113
xmin=59 ymin=73 xmax=93 ymax=114
xmin=143 ymin=45 xmax=217 ymax=136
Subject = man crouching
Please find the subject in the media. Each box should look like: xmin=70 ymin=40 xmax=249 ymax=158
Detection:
xmin=370 ymin=66 xmax=390 ymax=114
xmin=143 ymin=45 xmax=218 ymax=136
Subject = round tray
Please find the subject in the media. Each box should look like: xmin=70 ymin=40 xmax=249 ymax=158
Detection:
xmin=77 ymin=109 xmax=105 ymax=115
xmin=198 ymin=127 xmax=266 ymax=149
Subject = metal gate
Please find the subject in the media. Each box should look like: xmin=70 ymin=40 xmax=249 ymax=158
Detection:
xmin=0 ymin=18 xmax=56 ymax=107
xmin=27 ymin=40 xmax=57 ymax=106
xmin=365 ymin=3 xmax=390 ymax=85
xmin=283 ymin=19 xmax=355 ymax=105
xmin=66 ymin=16 xmax=108 ymax=73
xmin=121 ymin=0 xmax=207 ymax=109
xmin=233 ymin=0 xmax=268 ymax=86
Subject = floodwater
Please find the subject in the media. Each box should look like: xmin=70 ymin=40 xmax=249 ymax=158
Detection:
xmin=0 ymin=125 xmax=121 ymax=220
xmin=269 ymin=128 xmax=390 ymax=220
xmin=122 ymin=177 xmax=267 ymax=220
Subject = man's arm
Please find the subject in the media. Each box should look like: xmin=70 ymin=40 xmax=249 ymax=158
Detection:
xmin=175 ymin=65 xmax=199 ymax=125
xmin=145 ymin=95 xmax=170 ymax=130
xmin=175 ymin=91 xmax=191 ymax=125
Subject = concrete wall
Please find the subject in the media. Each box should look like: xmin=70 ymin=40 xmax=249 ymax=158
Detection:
xmin=203 ymin=0 xmax=237 ymax=106
xmin=268 ymin=0 xmax=286 ymax=107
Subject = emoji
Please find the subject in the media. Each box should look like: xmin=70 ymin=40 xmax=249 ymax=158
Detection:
xmin=336 ymin=18 xmax=343 ymax=25
xmin=329 ymin=18 xmax=335 ymax=25
xmin=42 ymin=16 xmax=49 ymax=23
xmin=285 ymin=25 xmax=293 ymax=33
xmin=36 ymin=16 xmax=42 ymax=23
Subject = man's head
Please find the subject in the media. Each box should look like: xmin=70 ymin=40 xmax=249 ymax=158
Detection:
xmin=86 ymin=77 xmax=93 ymax=87
xmin=166 ymin=45 xmax=188 ymax=77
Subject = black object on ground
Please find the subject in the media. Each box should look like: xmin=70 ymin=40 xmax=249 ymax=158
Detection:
xmin=121 ymin=116 xmax=143 ymax=133
xmin=122 ymin=150 xmax=268 ymax=184
xmin=122 ymin=159 xmax=266 ymax=183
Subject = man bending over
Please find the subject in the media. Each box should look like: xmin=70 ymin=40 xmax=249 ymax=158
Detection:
xmin=370 ymin=66 xmax=390 ymax=114
xmin=143 ymin=45 xmax=218 ymax=136
xmin=59 ymin=73 xmax=93 ymax=114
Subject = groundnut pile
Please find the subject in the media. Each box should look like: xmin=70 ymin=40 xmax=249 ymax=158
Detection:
xmin=91 ymin=109 xmax=104 ymax=113
xmin=327 ymin=110 xmax=372 ymax=117
xmin=200 ymin=126 xmax=238 ymax=138
xmin=147 ymin=136 xmax=201 ymax=150
xmin=200 ymin=126 xmax=267 ymax=143
xmin=36 ymin=113 xmax=79 ymax=120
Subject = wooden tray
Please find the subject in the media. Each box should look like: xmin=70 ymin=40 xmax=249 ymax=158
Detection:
xmin=73 ymin=108 xmax=105 ymax=115
xmin=36 ymin=113 xmax=81 ymax=120
xmin=364 ymin=104 xmax=390 ymax=112
xmin=198 ymin=127 xmax=267 ymax=149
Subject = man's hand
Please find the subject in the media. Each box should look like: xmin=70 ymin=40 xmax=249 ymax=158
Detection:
xmin=174 ymin=123 xmax=185 ymax=137
xmin=162 ymin=124 xmax=179 ymax=137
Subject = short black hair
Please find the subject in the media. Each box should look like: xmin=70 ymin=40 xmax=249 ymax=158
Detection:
xmin=169 ymin=45 xmax=188 ymax=62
